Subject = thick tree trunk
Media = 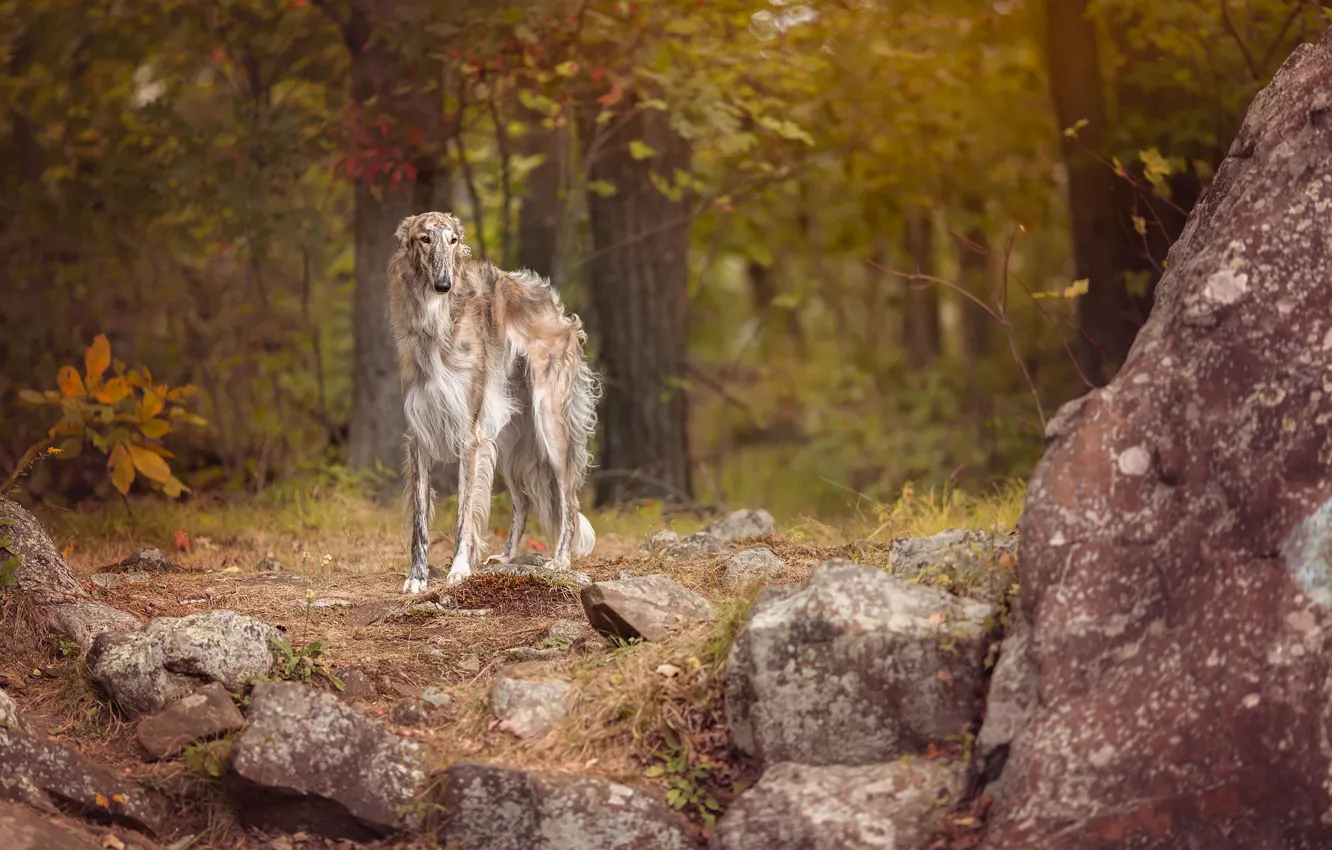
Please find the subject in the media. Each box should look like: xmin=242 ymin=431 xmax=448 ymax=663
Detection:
xmin=902 ymin=210 xmax=941 ymax=370
xmin=579 ymin=101 xmax=693 ymax=505
xmin=515 ymin=102 xmax=569 ymax=284
xmin=1044 ymin=0 xmax=1143 ymax=385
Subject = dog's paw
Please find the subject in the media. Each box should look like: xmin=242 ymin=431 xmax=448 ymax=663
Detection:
xmin=445 ymin=566 xmax=471 ymax=586
xmin=548 ymin=556 xmax=572 ymax=572
xmin=401 ymin=564 xmax=430 ymax=595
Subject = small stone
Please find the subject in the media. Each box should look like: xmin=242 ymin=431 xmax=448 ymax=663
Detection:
xmin=701 ymin=508 xmax=775 ymax=543
xmin=345 ymin=603 xmax=395 ymax=627
xmin=0 ymin=689 xmax=26 ymax=732
xmin=390 ymin=698 xmax=431 ymax=727
xmin=481 ymin=559 xmax=591 ymax=587
xmin=434 ymin=761 xmax=693 ymax=849
xmin=227 ymin=682 xmax=430 ymax=839
xmin=335 ymin=667 xmax=377 ymax=701
xmin=255 ymin=557 xmax=283 ymax=572
xmin=663 ymin=533 xmax=726 ymax=560
xmin=288 ymin=597 xmax=353 ymax=609
xmin=721 ymin=547 xmax=788 ymax=588
xmin=456 ymin=655 xmax=482 ymax=675
xmin=580 ymin=574 xmax=715 ymax=642
xmin=106 ymin=548 xmax=175 ymax=573
xmin=714 ymin=759 xmax=963 ymax=849
xmin=136 ymin=681 xmax=246 ymax=760
xmin=420 ymin=687 xmax=454 ymax=710
xmin=489 ymin=677 xmax=571 ymax=739
xmin=239 ymin=573 xmax=307 ymax=588
xmin=545 ymin=619 xmax=585 ymax=644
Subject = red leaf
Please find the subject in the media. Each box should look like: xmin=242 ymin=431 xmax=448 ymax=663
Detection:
xmin=173 ymin=529 xmax=192 ymax=553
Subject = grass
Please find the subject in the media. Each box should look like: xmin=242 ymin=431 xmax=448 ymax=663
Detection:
xmin=1 ymin=474 xmax=1027 ymax=848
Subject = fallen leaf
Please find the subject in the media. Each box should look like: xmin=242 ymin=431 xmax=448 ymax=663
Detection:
xmin=937 ymin=668 xmax=956 ymax=685
xmin=62 ymin=540 xmax=75 ymax=559
xmin=94 ymin=792 xmax=110 ymax=808
xmin=173 ymin=529 xmax=192 ymax=552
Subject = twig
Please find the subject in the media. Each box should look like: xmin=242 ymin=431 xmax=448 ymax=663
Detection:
xmin=488 ymin=90 xmax=514 ymax=267
xmin=1219 ymin=0 xmax=1261 ymax=81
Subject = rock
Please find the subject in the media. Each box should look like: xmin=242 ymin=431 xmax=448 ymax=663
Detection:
xmin=701 ymin=508 xmax=775 ymax=543
xmin=0 ymin=726 xmax=162 ymax=834
xmin=720 ymin=547 xmax=788 ymax=588
xmin=344 ymin=603 xmax=394 ymax=627
xmin=984 ymin=33 xmax=1332 ymax=849
xmin=0 ymin=689 xmax=26 ymax=731
xmin=335 ymin=667 xmax=377 ymax=700
xmin=481 ymin=557 xmax=591 ymax=587
xmin=106 ymin=548 xmax=175 ymax=573
xmin=255 ymin=557 xmax=283 ymax=572
xmin=643 ymin=529 xmax=681 ymax=552
xmin=971 ymin=598 xmax=1036 ymax=799
xmin=390 ymin=697 xmax=431 ymax=727
xmin=580 ymin=574 xmax=715 ymax=642
xmin=502 ymin=646 xmax=565 ymax=662
xmin=87 ymin=610 xmax=281 ymax=716
xmin=888 ymin=529 xmax=1018 ymax=603
xmin=0 ymin=497 xmax=142 ymax=651
xmin=0 ymin=801 xmax=102 ymax=850
xmin=714 ymin=759 xmax=961 ymax=850
xmin=456 ymin=655 xmax=483 ymax=675
xmin=489 ymin=677 xmax=571 ymax=738
xmin=726 ymin=559 xmax=993 ymax=766
xmin=227 ymin=681 xmax=429 ymax=839
xmin=288 ymin=597 xmax=352 ymax=609
xmin=89 ymin=573 xmax=153 ymax=590
xmin=135 ymin=681 xmax=246 ymax=760
xmin=420 ymin=687 xmax=454 ymax=710
xmin=435 ymin=761 xmax=693 ymax=850
xmin=545 ymin=619 xmax=586 ymax=645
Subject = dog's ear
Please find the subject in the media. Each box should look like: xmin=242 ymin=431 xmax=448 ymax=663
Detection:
xmin=394 ymin=216 xmax=414 ymax=246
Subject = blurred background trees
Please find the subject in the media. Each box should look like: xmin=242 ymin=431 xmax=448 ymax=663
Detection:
xmin=2 ymin=0 xmax=1326 ymax=517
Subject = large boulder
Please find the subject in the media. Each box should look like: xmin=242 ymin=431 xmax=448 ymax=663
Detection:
xmin=702 ymin=509 xmax=775 ymax=543
xmin=0 ymin=727 xmax=162 ymax=835
xmin=713 ymin=758 xmax=962 ymax=850
xmin=86 ymin=610 xmax=281 ymax=716
xmin=725 ymin=560 xmax=993 ymax=766
xmin=0 ymin=497 xmax=140 ymax=649
xmin=984 ymin=32 xmax=1332 ymax=849
xmin=227 ymin=681 xmax=430 ymax=839
xmin=0 ymin=802 xmax=101 ymax=850
xmin=436 ymin=761 xmax=694 ymax=850
xmin=580 ymin=574 xmax=715 ymax=642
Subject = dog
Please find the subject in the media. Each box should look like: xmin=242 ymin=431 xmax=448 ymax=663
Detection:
xmin=387 ymin=211 xmax=600 ymax=593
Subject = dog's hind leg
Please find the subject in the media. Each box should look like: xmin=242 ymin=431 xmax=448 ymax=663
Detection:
xmin=492 ymin=420 xmax=532 ymax=565
xmin=402 ymin=434 xmax=434 ymax=595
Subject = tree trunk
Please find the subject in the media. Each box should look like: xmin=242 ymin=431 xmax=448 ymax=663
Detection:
xmin=579 ymin=100 xmax=693 ymax=506
xmin=902 ymin=210 xmax=941 ymax=370
xmin=1044 ymin=0 xmax=1142 ymax=385
xmin=515 ymin=101 xmax=569 ymax=284
xmin=958 ymin=225 xmax=996 ymax=471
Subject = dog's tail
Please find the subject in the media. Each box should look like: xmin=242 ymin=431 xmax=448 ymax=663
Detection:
xmin=574 ymin=512 xmax=596 ymax=558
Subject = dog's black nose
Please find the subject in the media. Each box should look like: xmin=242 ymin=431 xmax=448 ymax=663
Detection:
xmin=434 ymin=279 xmax=450 ymax=293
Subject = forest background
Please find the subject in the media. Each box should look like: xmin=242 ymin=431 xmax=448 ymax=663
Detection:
xmin=4 ymin=0 xmax=1328 ymax=521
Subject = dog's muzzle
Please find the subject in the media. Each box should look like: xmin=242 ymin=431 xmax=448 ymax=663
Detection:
xmin=434 ymin=273 xmax=451 ymax=294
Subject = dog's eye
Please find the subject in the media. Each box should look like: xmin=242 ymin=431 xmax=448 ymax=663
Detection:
xmin=420 ymin=234 xmax=432 ymax=245
xmin=449 ymin=235 xmax=459 ymax=245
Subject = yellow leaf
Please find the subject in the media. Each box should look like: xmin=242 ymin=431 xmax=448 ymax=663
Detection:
xmin=18 ymin=389 xmax=46 ymax=405
xmin=58 ymin=366 xmax=86 ymax=398
xmin=111 ymin=793 xmax=127 ymax=804
xmin=108 ymin=444 xmax=135 ymax=494
xmin=139 ymin=419 xmax=171 ymax=439
xmin=166 ymin=384 xmax=197 ymax=401
xmin=85 ymin=334 xmax=111 ymax=381
xmin=96 ymin=377 xmax=130 ymax=404
xmin=162 ymin=475 xmax=189 ymax=499
xmin=1063 ymin=279 xmax=1090 ymax=299
xmin=138 ymin=391 xmax=164 ymax=421
xmin=127 ymin=444 xmax=172 ymax=484
xmin=94 ymin=792 xmax=110 ymax=809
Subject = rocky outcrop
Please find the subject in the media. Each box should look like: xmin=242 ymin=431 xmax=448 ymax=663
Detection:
xmin=984 ymin=31 xmax=1332 ymax=849
xmin=714 ymin=759 xmax=962 ymax=850
xmin=726 ymin=560 xmax=993 ymax=766
xmin=1 ymin=802 xmax=101 ymax=850
xmin=435 ymin=761 xmax=693 ymax=850
xmin=720 ymin=547 xmax=788 ymax=588
xmin=0 ymin=689 xmax=27 ymax=732
xmin=580 ymin=575 xmax=715 ymax=642
xmin=489 ymin=677 xmax=571 ymax=739
xmin=135 ymin=681 xmax=246 ymax=760
xmin=227 ymin=681 xmax=429 ymax=839
xmin=888 ymin=529 xmax=1017 ymax=603
xmin=0 ymin=726 xmax=162 ymax=834
xmin=0 ymin=497 xmax=140 ymax=650
xmin=971 ymin=598 xmax=1035 ymax=799
xmin=86 ymin=610 xmax=280 ymax=716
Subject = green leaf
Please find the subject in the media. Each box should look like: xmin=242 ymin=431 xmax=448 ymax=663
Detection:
xmin=643 ymin=764 xmax=666 ymax=778
xmin=17 ymin=390 xmax=46 ymax=405
xmin=628 ymin=140 xmax=658 ymax=160
xmin=587 ymin=180 xmax=618 ymax=198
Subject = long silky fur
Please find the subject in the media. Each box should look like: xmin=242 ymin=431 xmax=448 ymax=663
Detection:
xmin=388 ymin=211 xmax=601 ymax=592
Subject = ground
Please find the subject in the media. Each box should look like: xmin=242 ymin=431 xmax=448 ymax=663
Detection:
xmin=0 ymin=479 xmax=1024 ymax=849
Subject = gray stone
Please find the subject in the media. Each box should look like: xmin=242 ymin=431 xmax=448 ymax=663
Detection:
xmin=136 ymin=681 xmax=246 ymax=760
xmin=973 ymin=598 xmax=1036 ymax=800
xmin=436 ymin=761 xmax=693 ymax=850
xmin=0 ymin=726 xmax=162 ymax=834
xmin=89 ymin=572 xmax=154 ymax=589
xmin=714 ymin=759 xmax=961 ymax=850
xmin=545 ymin=619 xmax=586 ymax=645
xmin=106 ymin=547 xmax=175 ymax=573
xmin=720 ymin=547 xmax=788 ymax=588
xmin=456 ymin=654 xmax=483 ymax=675
xmin=335 ymin=667 xmax=377 ymax=700
xmin=0 ymin=801 xmax=101 ymax=850
xmin=421 ymin=687 xmax=454 ymax=710
xmin=726 ymin=559 xmax=993 ymax=766
xmin=489 ymin=677 xmax=571 ymax=738
xmin=255 ymin=557 xmax=283 ymax=572
xmin=227 ymin=681 xmax=429 ymax=839
xmin=984 ymin=31 xmax=1332 ymax=850
xmin=288 ymin=597 xmax=353 ymax=609
xmin=702 ymin=508 xmax=775 ymax=543
xmin=86 ymin=610 xmax=281 ymax=716
xmin=0 ymin=689 xmax=26 ymax=732
xmin=888 ymin=529 xmax=1018 ymax=603
xmin=390 ymin=697 xmax=431 ymax=727
xmin=580 ymin=574 xmax=715 ymax=642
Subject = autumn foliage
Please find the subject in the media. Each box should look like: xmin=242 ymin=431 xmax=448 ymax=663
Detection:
xmin=10 ymin=335 xmax=205 ymax=499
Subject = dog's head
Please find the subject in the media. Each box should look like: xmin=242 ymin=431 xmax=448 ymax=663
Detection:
xmin=394 ymin=211 xmax=468 ymax=294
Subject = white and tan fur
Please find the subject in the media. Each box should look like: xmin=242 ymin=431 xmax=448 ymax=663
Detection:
xmin=388 ymin=211 xmax=600 ymax=593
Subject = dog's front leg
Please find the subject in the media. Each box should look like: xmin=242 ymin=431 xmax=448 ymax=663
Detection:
xmin=402 ymin=435 xmax=433 ymax=595
xmin=447 ymin=432 xmax=498 ymax=585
